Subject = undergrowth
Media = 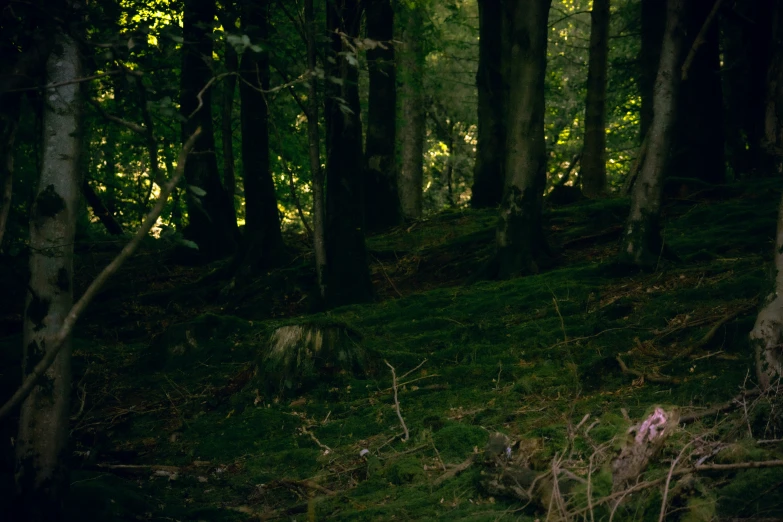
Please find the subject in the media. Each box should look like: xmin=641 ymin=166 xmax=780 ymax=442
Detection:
xmin=1 ymin=179 xmax=782 ymax=520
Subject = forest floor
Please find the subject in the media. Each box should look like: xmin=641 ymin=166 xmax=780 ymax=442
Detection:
xmin=2 ymin=179 xmax=783 ymax=520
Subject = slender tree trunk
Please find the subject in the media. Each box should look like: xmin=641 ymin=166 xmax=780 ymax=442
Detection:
xmin=221 ymin=11 xmax=239 ymax=226
xmin=639 ymin=0 xmax=665 ymax=141
xmin=398 ymin=3 xmax=426 ymax=220
xmin=181 ymin=0 xmax=237 ymax=259
xmin=0 ymin=102 xmax=19 ymax=251
xmin=305 ymin=0 xmax=327 ymax=300
xmin=749 ymin=1 xmax=783 ymax=389
xmin=81 ymin=180 xmax=122 ymax=235
xmin=619 ymin=0 xmax=686 ymax=269
xmin=671 ymin=0 xmax=725 ymax=184
xmin=471 ymin=0 xmax=505 ymax=209
xmin=364 ymin=0 xmax=401 ymax=232
xmin=237 ymin=0 xmax=285 ymax=273
xmin=324 ymin=0 xmax=373 ymax=306
xmin=581 ymin=0 xmax=610 ymax=198
xmin=14 ymin=26 xmax=82 ymax=521
xmin=494 ymin=0 xmax=552 ymax=278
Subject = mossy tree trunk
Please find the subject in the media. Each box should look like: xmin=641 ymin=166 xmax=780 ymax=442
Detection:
xmin=364 ymin=0 xmax=401 ymax=232
xmin=494 ymin=0 xmax=552 ymax=278
xmin=181 ymin=0 xmax=237 ymax=259
xmin=237 ymin=0 xmax=286 ymax=273
xmin=471 ymin=0 xmax=505 ymax=209
xmin=14 ymin=24 xmax=81 ymax=521
xmin=671 ymin=0 xmax=725 ymax=184
xmin=398 ymin=3 xmax=426 ymax=220
xmin=749 ymin=0 xmax=783 ymax=390
xmin=324 ymin=0 xmax=373 ymax=306
xmin=618 ymin=0 xmax=685 ymax=269
xmin=639 ymin=0 xmax=665 ymax=141
xmin=581 ymin=0 xmax=610 ymax=198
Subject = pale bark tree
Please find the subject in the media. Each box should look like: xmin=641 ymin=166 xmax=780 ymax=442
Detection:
xmin=365 ymin=0 xmax=401 ymax=232
xmin=324 ymin=0 xmax=372 ymax=306
xmin=471 ymin=0 xmax=505 ymax=209
xmin=14 ymin=26 xmax=82 ymax=520
xmin=494 ymin=0 xmax=552 ymax=278
xmin=619 ymin=0 xmax=686 ymax=269
xmin=581 ymin=0 xmax=610 ymax=198
xmin=749 ymin=1 xmax=783 ymax=390
xmin=398 ymin=3 xmax=426 ymax=220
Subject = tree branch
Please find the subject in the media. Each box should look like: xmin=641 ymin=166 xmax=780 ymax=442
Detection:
xmin=0 ymin=128 xmax=202 ymax=422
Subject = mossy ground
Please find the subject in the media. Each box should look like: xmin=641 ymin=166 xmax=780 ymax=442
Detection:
xmin=1 ymin=179 xmax=783 ymax=520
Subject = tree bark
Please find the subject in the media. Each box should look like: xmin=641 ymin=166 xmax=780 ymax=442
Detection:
xmin=619 ymin=0 xmax=686 ymax=269
xmin=581 ymin=0 xmax=610 ymax=198
xmin=236 ymin=0 xmax=286 ymax=274
xmin=671 ymin=0 xmax=725 ymax=184
xmin=81 ymin=180 xmax=123 ymax=235
xmin=721 ymin=0 xmax=775 ymax=176
xmin=14 ymin=26 xmax=82 ymax=521
xmin=364 ymin=0 xmax=401 ymax=232
xmin=494 ymin=0 xmax=552 ymax=279
xmin=181 ymin=0 xmax=237 ymax=259
xmin=305 ymin=0 xmax=327 ymax=301
xmin=748 ymin=2 xmax=783 ymax=388
xmin=639 ymin=0 xmax=666 ymax=141
xmin=0 ymin=102 xmax=19 ymax=251
xmin=471 ymin=0 xmax=505 ymax=209
xmin=324 ymin=0 xmax=373 ymax=306
xmin=221 ymin=10 xmax=239 ymax=226
xmin=398 ymin=3 xmax=426 ymax=220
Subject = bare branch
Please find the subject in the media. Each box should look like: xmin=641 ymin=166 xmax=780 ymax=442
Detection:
xmin=0 ymin=128 xmax=202 ymax=421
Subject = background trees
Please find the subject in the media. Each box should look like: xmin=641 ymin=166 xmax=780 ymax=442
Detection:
xmin=2 ymin=0 xmax=783 ymax=517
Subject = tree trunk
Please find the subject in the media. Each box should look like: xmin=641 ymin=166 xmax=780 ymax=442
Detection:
xmin=721 ymin=0 xmax=775 ymax=176
xmin=0 ymin=102 xmax=19 ymax=251
xmin=237 ymin=0 xmax=286 ymax=273
xmin=398 ymin=3 xmax=426 ymax=220
xmin=639 ymin=0 xmax=665 ymax=141
xmin=324 ymin=0 xmax=372 ymax=306
xmin=14 ymin=26 xmax=82 ymax=521
xmin=619 ymin=0 xmax=686 ymax=269
xmin=750 ymin=1 xmax=783 ymax=386
xmin=494 ymin=0 xmax=552 ymax=279
xmin=181 ymin=0 xmax=237 ymax=259
xmin=471 ymin=0 xmax=505 ymax=209
xmin=581 ymin=0 xmax=610 ymax=198
xmin=671 ymin=0 xmax=725 ymax=184
xmin=81 ymin=180 xmax=123 ymax=235
xmin=580 ymin=0 xmax=609 ymax=198
xmin=305 ymin=0 xmax=327 ymax=301
xmin=364 ymin=0 xmax=401 ymax=232
xmin=221 ymin=11 xmax=239 ymax=226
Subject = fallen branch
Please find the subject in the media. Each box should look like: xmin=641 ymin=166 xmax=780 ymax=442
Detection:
xmin=679 ymin=388 xmax=762 ymax=424
xmin=433 ymin=455 xmax=474 ymax=486
xmin=385 ymin=360 xmax=410 ymax=441
xmin=0 ymin=128 xmax=202 ymax=421
xmin=616 ymin=356 xmax=679 ymax=384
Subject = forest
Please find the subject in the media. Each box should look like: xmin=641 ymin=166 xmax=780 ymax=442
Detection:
xmin=1 ymin=0 xmax=783 ymax=520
